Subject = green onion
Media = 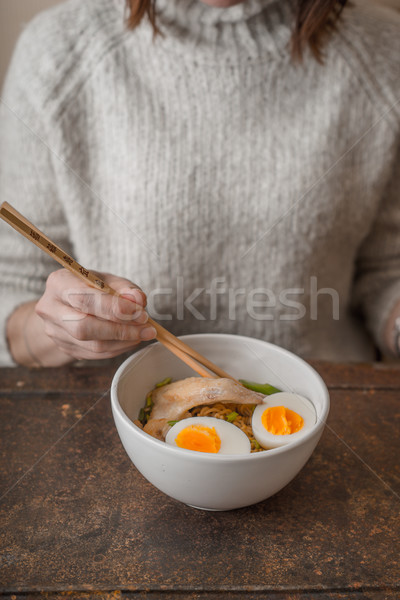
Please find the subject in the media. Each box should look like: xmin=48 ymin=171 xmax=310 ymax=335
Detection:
xmin=252 ymin=439 xmax=261 ymax=450
xmin=167 ymin=420 xmax=179 ymax=427
xmin=239 ymin=379 xmax=281 ymax=395
xmin=139 ymin=408 xmax=146 ymax=424
xmin=145 ymin=394 xmax=153 ymax=408
xmin=156 ymin=377 xmax=172 ymax=388
xmin=227 ymin=411 xmax=239 ymax=423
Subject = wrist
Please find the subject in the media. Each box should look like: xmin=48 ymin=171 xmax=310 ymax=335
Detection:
xmin=7 ymin=302 xmax=38 ymax=367
xmin=7 ymin=301 xmax=73 ymax=368
xmin=23 ymin=308 xmax=43 ymax=367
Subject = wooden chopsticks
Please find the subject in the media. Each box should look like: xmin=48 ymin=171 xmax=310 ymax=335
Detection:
xmin=0 ymin=201 xmax=237 ymax=381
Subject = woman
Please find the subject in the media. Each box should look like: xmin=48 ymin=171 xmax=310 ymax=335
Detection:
xmin=0 ymin=0 xmax=399 ymax=366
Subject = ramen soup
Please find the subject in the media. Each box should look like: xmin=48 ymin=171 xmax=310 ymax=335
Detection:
xmin=135 ymin=377 xmax=317 ymax=454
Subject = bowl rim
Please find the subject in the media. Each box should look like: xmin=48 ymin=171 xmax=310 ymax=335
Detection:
xmin=111 ymin=333 xmax=330 ymax=462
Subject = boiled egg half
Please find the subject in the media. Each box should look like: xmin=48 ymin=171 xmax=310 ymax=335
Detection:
xmin=252 ymin=392 xmax=316 ymax=449
xmin=165 ymin=416 xmax=251 ymax=455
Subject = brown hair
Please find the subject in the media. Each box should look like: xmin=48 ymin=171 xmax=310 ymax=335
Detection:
xmin=126 ymin=0 xmax=348 ymax=62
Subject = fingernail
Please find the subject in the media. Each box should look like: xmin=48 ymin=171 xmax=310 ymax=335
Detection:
xmin=140 ymin=326 xmax=157 ymax=341
xmin=135 ymin=311 xmax=149 ymax=325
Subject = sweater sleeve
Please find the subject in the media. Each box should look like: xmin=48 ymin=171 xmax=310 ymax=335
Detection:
xmin=351 ymin=139 xmax=400 ymax=357
xmin=0 ymin=25 xmax=73 ymax=366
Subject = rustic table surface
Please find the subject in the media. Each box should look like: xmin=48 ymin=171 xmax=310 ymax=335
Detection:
xmin=0 ymin=361 xmax=399 ymax=600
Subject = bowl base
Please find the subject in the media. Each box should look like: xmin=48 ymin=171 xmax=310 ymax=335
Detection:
xmin=187 ymin=504 xmax=233 ymax=512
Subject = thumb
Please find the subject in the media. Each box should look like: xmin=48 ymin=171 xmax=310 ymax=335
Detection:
xmin=98 ymin=273 xmax=148 ymax=308
xmin=119 ymin=285 xmax=147 ymax=309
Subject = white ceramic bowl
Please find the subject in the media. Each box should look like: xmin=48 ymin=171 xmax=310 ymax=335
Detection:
xmin=111 ymin=334 xmax=330 ymax=511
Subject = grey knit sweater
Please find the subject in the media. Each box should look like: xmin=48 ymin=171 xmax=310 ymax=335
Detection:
xmin=0 ymin=0 xmax=399 ymax=366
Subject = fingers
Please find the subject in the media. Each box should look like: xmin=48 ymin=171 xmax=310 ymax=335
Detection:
xmin=47 ymin=269 xmax=148 ymax=325
xmin=65 ymin=289 xmax=148 ymax=324
xmin=48 ymin=321 xmax=147 ymax=360
xmin=36 ymin=268 xmax=157 ymax=362
xmin=59 ymin=312 xmax=156 ymax=343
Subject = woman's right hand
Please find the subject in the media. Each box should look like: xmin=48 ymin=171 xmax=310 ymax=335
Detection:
xmin=34 ymin=269 xmax=156 ymax=362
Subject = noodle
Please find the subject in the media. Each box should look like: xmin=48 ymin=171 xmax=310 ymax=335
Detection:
xmin=190 ymin=402 xmax=265 ymax=452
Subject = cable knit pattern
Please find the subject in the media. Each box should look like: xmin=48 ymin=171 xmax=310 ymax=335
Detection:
xmin=0 ymin=0 xmax=399 ymax=366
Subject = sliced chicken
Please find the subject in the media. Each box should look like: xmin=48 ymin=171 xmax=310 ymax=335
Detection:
xmin=143 ymin=377 xmax=264 ymax=440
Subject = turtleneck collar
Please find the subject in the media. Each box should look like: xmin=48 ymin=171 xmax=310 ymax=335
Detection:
xmin=155 ymin=0 xmax=278 ymax=25
xmin=148 ymin=0 xmax=294 ymax=64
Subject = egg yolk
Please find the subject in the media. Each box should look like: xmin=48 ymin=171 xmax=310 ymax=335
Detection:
xmin=175 ymin=425 xmax=221 ymax=453
xmin=261 ymin=406 xmax=304 ymax=435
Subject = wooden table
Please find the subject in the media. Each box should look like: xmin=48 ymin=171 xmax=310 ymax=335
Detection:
xmin=0 ymin=361 xmax=399 ymax=599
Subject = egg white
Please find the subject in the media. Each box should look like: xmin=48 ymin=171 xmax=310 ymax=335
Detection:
xmin=252 ymin=392 xmax=316 ymax=449
xmin=165 ymin=416 xmax=251 ymax=455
